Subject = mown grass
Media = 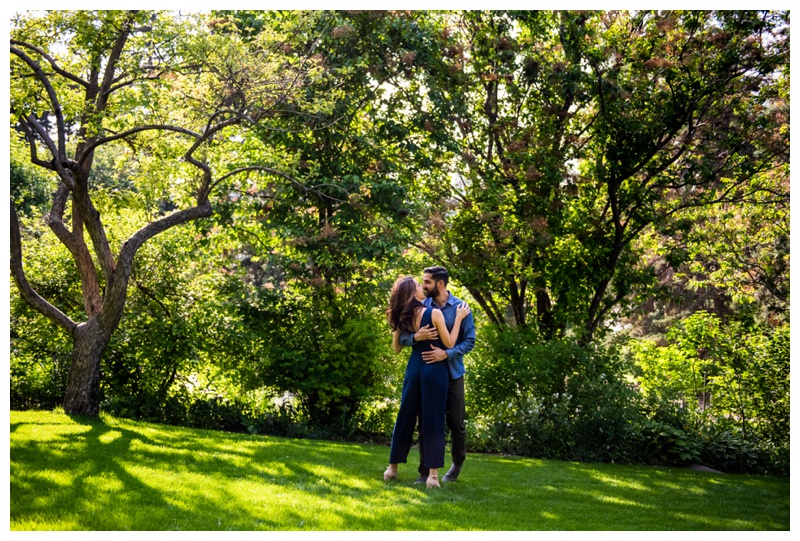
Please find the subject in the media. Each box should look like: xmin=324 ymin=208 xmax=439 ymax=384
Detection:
xmin=10 ymin=410 xmax=790 ymax=531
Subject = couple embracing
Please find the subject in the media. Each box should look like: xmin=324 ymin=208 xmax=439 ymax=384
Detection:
xmin=383 ymin=266 xmax=476 ymax=488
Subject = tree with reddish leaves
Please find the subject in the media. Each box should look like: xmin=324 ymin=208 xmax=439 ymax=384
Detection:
xmin=411 ymin=10 xmax=789 ymax=343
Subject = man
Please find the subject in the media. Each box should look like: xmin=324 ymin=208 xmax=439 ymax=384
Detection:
xmin=399 ymin=265 xmax=476 ymax=483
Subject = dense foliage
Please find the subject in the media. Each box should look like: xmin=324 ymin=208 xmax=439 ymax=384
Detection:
xmin=462 ymin=319 xmax=788 ymax=474
xmin=406 ymin=11 xmax=789 ymax=343
xmin=10 ymin=10 xmax=789 ymax=474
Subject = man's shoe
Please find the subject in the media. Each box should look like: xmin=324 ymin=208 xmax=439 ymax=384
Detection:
xmin=414 ymin=474 xmax=428 ymax=484
xmin=441 ymin=464 xmax=462 ymax=482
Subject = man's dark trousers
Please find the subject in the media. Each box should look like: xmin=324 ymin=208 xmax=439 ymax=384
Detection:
xmin=418 ymin=375 xmax=466 ymax=476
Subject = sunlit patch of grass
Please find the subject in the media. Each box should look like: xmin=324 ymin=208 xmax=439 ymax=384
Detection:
xmin=10 ymin=410 xmax=790 ymax=531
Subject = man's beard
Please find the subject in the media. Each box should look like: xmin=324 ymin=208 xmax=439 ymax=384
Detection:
xmin=423 ymin=287 xmax=435 ymax=298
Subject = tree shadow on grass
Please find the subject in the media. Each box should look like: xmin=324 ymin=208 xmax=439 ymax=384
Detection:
xmin=11 ymin=414 xmax=284 ymax=529
xmin=10 ymin=414 xmax=790 ymax=530
xmin=11 ymin=414 xmax=425 ymax=530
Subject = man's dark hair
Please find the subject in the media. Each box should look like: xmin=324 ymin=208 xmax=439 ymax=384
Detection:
xmin=424 ymin=266 xmax=449 ymax=286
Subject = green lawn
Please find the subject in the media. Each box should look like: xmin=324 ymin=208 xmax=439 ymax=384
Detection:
xmin=10 ymin=410 xmax=790 ymax=530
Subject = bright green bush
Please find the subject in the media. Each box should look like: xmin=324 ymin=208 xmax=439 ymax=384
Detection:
xmin=10 ymin=137 xmax=56 ymax=218
xmin=629 ymin=312 xmax=790 ymax=474
xmin=10 ymin=351 xmax=69 ymax=411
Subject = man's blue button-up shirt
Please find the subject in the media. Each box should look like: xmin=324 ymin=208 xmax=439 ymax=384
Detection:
xmin=399 ymin=291 xmax=476 ymax=380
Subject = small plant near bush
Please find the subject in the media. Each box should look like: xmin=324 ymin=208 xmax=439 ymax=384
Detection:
xmin=696 ymin=424 xmax=765 ymax=474
xmin=640 ymin=419 xmax=702 ymax=465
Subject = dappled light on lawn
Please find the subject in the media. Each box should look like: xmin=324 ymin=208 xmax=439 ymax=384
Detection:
xmin=11 ymin=411 xmax=789 ymax=531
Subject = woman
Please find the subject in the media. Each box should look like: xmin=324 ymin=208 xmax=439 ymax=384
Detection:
xmin=383 ymin=276 xmax=470 ymax=488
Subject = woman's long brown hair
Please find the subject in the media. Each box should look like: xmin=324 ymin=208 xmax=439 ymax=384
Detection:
xmin=387 ymin=276 xmax=425 ymax=334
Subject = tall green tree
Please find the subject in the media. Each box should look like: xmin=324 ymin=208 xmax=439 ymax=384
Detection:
xmin=9 ymin=10 xmax=334 ymax=415
xmin=219 ymin=10 xmax=430 ymax=300
xmin=410 ymin=10 xmax=789 ymax=342
xmin=202 ymin=10 xmax=446 ymax=426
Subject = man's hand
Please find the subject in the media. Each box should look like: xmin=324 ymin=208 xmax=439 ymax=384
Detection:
xmin=422 ymin=345 xmax=448 ymax=364
xmin=414 ymin=324 xmax=439 ymax=342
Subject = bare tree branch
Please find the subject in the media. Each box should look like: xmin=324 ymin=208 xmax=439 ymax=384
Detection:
xmin=10 ymin=198 xmax=77 ymax=335
xmin=212 ymin=165 xmax=348 ymax=203
xmin=18 ymin=118 xmax=54 ymax=169
xmin=10 ymin=39 xmax=89 ymax=88
xmin=95 ymin=12 xmax=136 ymax=114
xmin=76 ymin=124 xmax=203 ymax=164
xmin=10 ymin=45 xmax=67 ymax=159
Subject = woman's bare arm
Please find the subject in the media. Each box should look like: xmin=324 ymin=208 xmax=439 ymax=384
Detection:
xmin=432 ymin=304 xmax=471 ymax=349
xmin=392 ymin=329 xmax=403 ymax=353
xmin=431 ymin=310 xmax=456 ymax=348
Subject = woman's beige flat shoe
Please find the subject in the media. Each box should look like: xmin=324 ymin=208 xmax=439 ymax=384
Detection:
xmin=426 ymin=475 xmax=440 ymax=488
xmin=384 ymin=467 xmax=398 ymax=481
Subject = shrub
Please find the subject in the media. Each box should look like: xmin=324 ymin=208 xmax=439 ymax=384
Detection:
xmin=467 ymin=329 xmax=643 ymax=463
xmin=10 ymin=352 xmax=69 ymax=411
xmin=696 ymin=424 xmax=762 ymax=473
xmin=639 ymin=419 xmax=702 ymax=466
xmin=630 ymin=314 xmax=790 ymax=472
xmin=242 ymin=398 xmax=308 ymax=439
xmin=186 ymin=395 xmax=247 ymax=432
xmin=239 ymin=291 xmax=399 ymax=433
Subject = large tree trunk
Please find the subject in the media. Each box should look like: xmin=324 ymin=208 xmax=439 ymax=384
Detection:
xmin=62 ymin=319 xmax=113 ymax=416
xmin=57 ymin=202 xmax=212 ymax=416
